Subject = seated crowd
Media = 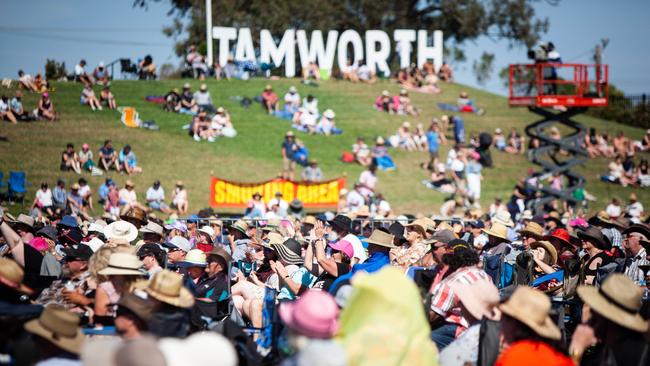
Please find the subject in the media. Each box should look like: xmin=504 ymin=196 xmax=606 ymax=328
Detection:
xmin=1 ymin=185 xmax=649 ymax=366
xmin=1 ymin=91 xmax=57 ymax=122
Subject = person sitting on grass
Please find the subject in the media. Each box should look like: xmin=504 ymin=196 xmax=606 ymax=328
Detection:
xmin=118 ymin=144 xmax=142 ymax=174
xmin=352 ymin=137 xmax=372 ymax=166
xmin=146 ymin=180 xmax=173 ymax=214
xmin=179 ymin=83 xmax=198 ymax=115
xmin=302 ymin=61 xmax=321 ymax=81
xmin=172 ymin=181 xmax=188 ymax=215
xmin=372 ymin=137 xmax=396 ymax=171
xmin=99 ymin=86 xmax=117 ymax=110
xmin=194 ymin=84 xmax=215 ymax=113
xmin=374 ymin=90 xmax=398 ymax=114
xmin=10 ymin=91 xmax=34 ymax=121
xmin=119 ymin=180 xmax=147 ymax=213
xmin=33 ymin=73 xmax=49 ymax=93
xmin=98 ymin=139 xmax=119 ymax=172
xmin=32 ymin=182 xmax=54 ymax=218
xmin=74 ymin=59 xmax=93 ymax=84
xmin=506 ymin=127 xmax=526 ymax=154
xmin=17 ymin=70 xmax=37 ymax=92
xmin=78 ymin=178 xmax=94 ymax=212
xmin=93 ymin=61 xmax=110 ymax=85
xmin=397 ymin=89 xmax=419 ymax=116
xmin=0 ymin=95 xmax=18 ymax=124
xmin=81 ymin=83 xmax=102 ymax=111
xmin=438 ymin=62 xmax=453 ymax=82
xmin=457 ymin=91 xmax=484 ymax=115
xmin=52 ymin=179 xmax=68 ymax=213
xmin=61 ymin=143 xmax=82 ymax=174
xmin=316 ymin=109 xmax=340 ymax=136
xmin=78 ymin=143 xmax=96 ymax=173
xmin=356 ymin=59 xmax=377 ymax=84
xmin=138 ymin=55 xmax=157 ymax=80
xmin=68 ymin=182 xmax=89 ymax=218
xmin=262 ymin=85 xmax=279 ymax=114
xmin=191 ymin=111 xmax=211 ymax=142
xmin=36 ymin=92 xmax=56 ymax=121
xmin=164 ymin=88 xmax=181 ymax=113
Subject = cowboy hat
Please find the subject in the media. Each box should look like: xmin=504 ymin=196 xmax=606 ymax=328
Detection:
xmin=104 ymin=220 xmax=139 ymax=243
xmin=271 ymin=238 xmax=303 ymax=266
xmin=206 ymin=247 xmax=232 ymax=265
xmin=279 ymin=290 xmax=339 ymax=339
xmin=228 ymin=219 xmax=249 ymax=238
xmin=144 ymin=270 xmax=195 ymax=308
xmin=622 ymin=223 xmax=650 ymax=239
xmin=9 ymin=214 xmax=35 ymax=232
xmin=530 ymin=241 xmax=558 ymax=266
xmin=576 ymin=226 xmax=610 ymax=251
xmin=544 ymin=228 xmax=572 ymax=248
xmin=425 ymin=229 xmax=456 ymax=247
xmin=405 ymin=221 xmax=427 ymax=238
xmin=139 ymin=221 xmax=163 ymax=237
xmin=24 ymin=305 xmax=85 ymax=354
xmin=521 ymin=210 xmax=534 ymax=221
xmin=82 ymin=237 xmax=105 ymax=252
xmin=120 ymin=207 xmax=147 ymax=227
xmin=450 ymin=279 xmax=500 ymax=321
xmin=0 ymin=257 xmax=33 ymax=294
xmin=519 ymin=221 xmax=545 ymax=239
xmin=499 ymin=287 xmax=561 ymax=340
xmin=366 ymin=230 xmax=396 ymax=248
xmin=98 ymin=252 xmax=145 ymax=276
xmin=482 ymin=222 xmax=509 ymax=241
xmin=578 ymin=273 xmax=648 ymax=333
xmin=117 ymin=291 xmax=155 ymax=322
xmin=492 ymin=211 xmax=514 ymax=228
xmin=177 ymin=249 xmax=207 ymax=268
xmin=588 ymin=211 xmax=613 ymax=226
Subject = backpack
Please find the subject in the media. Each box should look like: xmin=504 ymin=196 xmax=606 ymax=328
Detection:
xmin=483 ymin=254 xmax=514 ymax=289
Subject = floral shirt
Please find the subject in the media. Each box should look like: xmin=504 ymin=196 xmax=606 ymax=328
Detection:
xmin=36 ymin=272 xmax=93 ymax=312
xmin=391 ymin=241 xmax=429 ymax=269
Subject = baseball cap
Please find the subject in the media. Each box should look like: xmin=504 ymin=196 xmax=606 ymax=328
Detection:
xmin=468 ymin=220 xmax=485 ymax=229
xmin=425 ymin=229 xmax=456 ymax=247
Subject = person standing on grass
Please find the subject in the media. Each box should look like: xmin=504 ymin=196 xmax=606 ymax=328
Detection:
xmin=281 ymin=131 xmax=298 ymax=180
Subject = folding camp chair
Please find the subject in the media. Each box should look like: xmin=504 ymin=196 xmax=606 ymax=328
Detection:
xmin=119 ymin=59 xmax=138 ymax=79
xmin=7 ymin=171 xmax=29 ymax=205
xmin=119 ymin=107 xmax=140 ymax=128
xmin=240 ymin=287 xmax=279 ymax=355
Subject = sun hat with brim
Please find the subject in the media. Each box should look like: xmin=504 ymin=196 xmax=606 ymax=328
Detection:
xmin=405 ymin=222 xmax=426 ymax=238
xmin=262 ymin=218 xmax=282 ymax=232
xmin=207 ymin=247 xmax=232 ymax=265
xmin=492 ymin=211 xmax=514 ymax=228
xmin=328 ymin=239 xmax=354 ymax=259
xmin=164 ymin=220 xmax=188 ymax=233
xmin=576 ymin=226 xmax=610 ymax=251
xmin=264 ymin=232 xmax=284 ymax=248
xmin=302 ymin=215 xmax=317 ymax=226
xmin=82 ymin=237 xmax=105 ymax=252
xmin=328 ymin=215 xmax=352 ymax=232
xmin=104 ymin=220 xmax=138 ymax=243
xmin=24 ymin=305 xmax=85 ymax=354
xmin=499 ymin=286 xmax=561 ymax=340
xmin=450 ymin=279 xmax=500 ymax=321
xmin=57 ymin=215 xmax=78 ymax=229
xmin=198 ymin=226 xmax=215 ymax=242
xmin=482 ymin=222 xmax=509 ymax=241
xmin=544 ymin=228 xmax=572 ymax=248
xmin=228 ymin=219 xmax=249 ymax=238
xmin=271 ymin=238 xmax=303 ymax=266
xmin=116 ymin=291 xmax=155 ymax=322
xmin=163 ymin=236 xmax=192 ymax=252
xmin=365 ymin=230 xmax=396 ymax=248
xmin=577 ymin=273 xmax=648 ymax=333
xmin=518 ymin=221 xmax=545 ymax=239
xmin=425 ymin=229 xmax=456 ymax=247
xmin=144 ymin=270 xmax=195 ymax=308
xmin=9 ymin=214 xmax=35 ymax=232
xmin=36 ymin=226 xmax=58 ymax=241
xmin=87 ymin=222 xmax=105 ymax=235
xmin=0 ymin=257 xmax=33 ymax=294
xmin=610 ymin=217 xmax=631 ymax=231
xmin=588 ymin=211 xmax=613 ymax=226
xmin=98 ymin=252 xmax=145 ymax=276
xmin=139 ymin=221 xmax=164 ymax=237
xmin=530 ymin=241 xmax=558 ymax=266
xmin=622 ymin=223 xmax=650 ymax=239
xmin=279 ymin=290 xmax=339 ymax=339
xmin=177 ymin=249 xmax=207 ymax=268
xmin=544 ymin=211 xmax=563 ymax=225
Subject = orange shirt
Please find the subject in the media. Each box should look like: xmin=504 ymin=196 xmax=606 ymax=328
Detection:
xmin=496 ymin=340 xmax=573 ymax=366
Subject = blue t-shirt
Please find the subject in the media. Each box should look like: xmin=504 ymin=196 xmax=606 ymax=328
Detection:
xmin=426 ymin=131 xmax=439 ymax=153
xmin=99 ymin=146 xmax=114 ymax=157
xmin=98 ymin=183 xmax=110 ymax=200
xmin=452 ymin=117 xmax=465 ymax=143
xmin=282 ymin=140 xmax=296 ymax=160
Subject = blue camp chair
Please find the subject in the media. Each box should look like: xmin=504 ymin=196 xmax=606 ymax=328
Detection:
xmin=0 ymin=171 xmax=4 ymax=188
xmin=7 ymin=171 xmax=29 ymax=204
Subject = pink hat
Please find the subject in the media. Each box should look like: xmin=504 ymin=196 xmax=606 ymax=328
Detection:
xmin=279 ymin=291 xmax=339 ymax=339
xmin=328 ymin=239 xmax=354 ymax=259
xmin=82 ymin=143 xmax=89 ymax=150
xmin=28 ymin=237 xmax=49 ymax=251
xmin=42 ymin=92 xmax=49 ymax=98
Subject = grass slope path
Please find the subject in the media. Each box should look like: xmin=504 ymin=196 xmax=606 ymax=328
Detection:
xmin=0 ymin=79 xmax=646 ymax=216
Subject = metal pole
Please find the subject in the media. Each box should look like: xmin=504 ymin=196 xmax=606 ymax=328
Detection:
xmin=205 ymin=0 xmax=213 ymax=66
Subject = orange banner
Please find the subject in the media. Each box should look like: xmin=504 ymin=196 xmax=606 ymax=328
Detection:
xmin=210 ymin=177 xmax=346 ymax=208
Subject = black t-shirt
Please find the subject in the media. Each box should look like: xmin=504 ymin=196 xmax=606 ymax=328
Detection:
xmin=195 ymin=273 xmax=229 ymax=302
xmin=20 ymin=245 xmax=56 ymax=294
xmin=311 ymin=262 xmax=351 ymax=292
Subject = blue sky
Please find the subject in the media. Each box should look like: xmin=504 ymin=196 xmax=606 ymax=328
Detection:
xmin=1 ymin=0 xmax=648 ymax=95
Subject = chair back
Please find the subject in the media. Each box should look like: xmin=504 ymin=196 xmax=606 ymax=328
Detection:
xmin=8 ymin=171 xmax=26 ymax=193
xmin=120 ymin=107 xmax=139 ymax=128
xmin=119 ymin=59 xmax=137 ymax=73
xmin=0 ymin=171 xmax=4 ymax=187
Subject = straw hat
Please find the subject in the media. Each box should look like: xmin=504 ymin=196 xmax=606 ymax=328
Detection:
xmin=120 ymin=207 xmax=147 ymax=227
xmin=450 ymin=279 xmax=500 ymax=321
xmin=381 ymin=90 xmax=389 ymax=96
xmin=98 ymin=252 xmax=145 ymax=276
xmin=588 ymin=211 xmax=613 ymax=226
xmin=24 ymin=305 xmax=85 ymax=354
xmin=302 ymin=215 xmax=317 ymax=226
xmin=365 ymin=230 xmax=396 ymax=248
xmin=405 ymin=220 xmax=427 ymax=238
xmin=519 ymin=221 xmax=544 ymax=239
xmin=206 ymin=247 xmax=232 ymax=265
xmin=578 ymin=273 xmax=648 ymax=332
xmin=117 ymin=292 xmax=155 ymax=322
xmin=228 ymin=219 xmax=249 ymax=238
xmin=0 ymin=257 xmax=33 ymax=294
xmin=530 ymin=241 xmax=558 ymax=266
xmin=104 ymin=220 xmax=139 ymax=243
xmin=492 ymin=211 xmax=514 ymax=228
xmin=499 ymin=287 xmax=561 ymax=340
xmin=521 ymin=210 xmax=534 ymax=221
xmin=139 ymin=221 xmax=164 ymax=237
xmin=261 ymin=217 xmax=282 ymax=232
xmin=178 ymin=249 xmax=207 ymax=268
xmin=355 ymin=205 xmax=370 ymax=217
xmin=144 ymin=270 xmax=195 ymax=308
xmin=482 ymin=222 xmax=509 ymax=241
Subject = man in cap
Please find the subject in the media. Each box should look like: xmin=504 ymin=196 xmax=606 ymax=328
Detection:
xmin=36 ymin=243 xmax=94 ymax=310
xmin=115 ymin=292 xmax=155 ymax=340
xmin=467 ymin=220 xmax=488 ymax=250
xmin=164 ymin=236 xmax=192 ymax=270
xmin=137 ymin=243 xmax=165 ymax=279
xmin=416 ymin=229 xmax=456 ymax=291
xmin=621 ymin=224 xmax=650 ymax=284
xmin=146 ymin=180 xmax=173 ymax=215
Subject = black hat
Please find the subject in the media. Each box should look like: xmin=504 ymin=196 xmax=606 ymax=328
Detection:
xmin=137 ymin=243 xmax=165 ymax=264
xmin=271 ymin=238 xmax=303 ymax=265
xmin=329 ymin=215 xmax=352 ymax=232
xmin=622 ymin=224 xmax=650 ymax=239
xmin=388 ymin=222 xmax=407 ymax=243
xmin=36 ymin=226 xmax=58 ymax=241
xmin=468 ymin=220 xmax=485 ymax=229
xmin=448 ymin=239 xmax=471 ymax=251
xmin=60 ymin=229 xmax=83 ymax=245
xmin=63 ymin=244 xmax=93 ymax=261
xmin=577 ymin=226 xmax=610 ymax=251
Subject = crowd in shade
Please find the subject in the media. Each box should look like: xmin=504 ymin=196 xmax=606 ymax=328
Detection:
xmin=1 ymin=191 xmax=650 ymax=366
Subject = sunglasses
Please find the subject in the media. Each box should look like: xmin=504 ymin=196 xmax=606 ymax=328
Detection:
xmin=168 ymin=248 xmax=183 ymax=253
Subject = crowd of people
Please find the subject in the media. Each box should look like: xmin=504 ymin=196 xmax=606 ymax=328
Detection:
xmin=1 ymin=91 xmax=56 ymax=122
xmin=58 ymin=140 xmax=142 ymax=176
xmin=1 ymin=187 xmax=649 ymax=365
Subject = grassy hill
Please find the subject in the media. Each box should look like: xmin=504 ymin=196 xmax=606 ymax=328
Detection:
xmin=0 ymin=78 xmax=647 ymax=216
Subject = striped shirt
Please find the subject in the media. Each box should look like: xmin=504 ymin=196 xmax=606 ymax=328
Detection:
xmin=430 ymin=266 xmax=491 ymax=329
xmin=602 ymin=227 xmax=623 ymax=250
xmin=624 ymin=248 xmax=648 ymax=285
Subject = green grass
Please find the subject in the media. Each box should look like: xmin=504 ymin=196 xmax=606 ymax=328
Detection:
xmin=0 ymin=78 xmax=647 ymax=216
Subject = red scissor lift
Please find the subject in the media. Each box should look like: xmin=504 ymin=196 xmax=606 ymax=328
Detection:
xmin=508 ymin=63 xmax=609 ymax=211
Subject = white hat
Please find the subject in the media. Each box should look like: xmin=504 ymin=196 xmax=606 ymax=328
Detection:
xmin=495 ymin=128 xmax=502 ymax=133
xmin=104 ymin=220 xmax=138 ymax=243
xmin=323 ymin=109 xmax=335 ymax=119
xmin=87 ymin=222 xmax=105 ymax=235
xmin=289 ymin=86 xmax=297 ymax=93
xmin=99 ymin=61 xmax=105 ymax=67
xmin=159 ymin=333 xmax=237 ymax=366
xmin=98 ymin=252 xmax=144 ymax=276
xmin=167 ymin=236 xmax=192 ymax=253
xmin=198 ymin=225 xmax=215 ymax=238
xmin=381 ymin=90 xmax=389 ymax=96
xmin=82 ymin=237 xmax=105 ymax=252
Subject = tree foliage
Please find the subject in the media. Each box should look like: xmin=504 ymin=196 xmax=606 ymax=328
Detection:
xmin=134 ymin=0 xmax=552 ymax=59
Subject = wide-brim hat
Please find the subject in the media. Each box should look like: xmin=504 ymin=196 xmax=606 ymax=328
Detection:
xmin=228 ymin=219 xmax=249 ymax=238
xmin=588 ymin=211 xmax=613 ymax=226
xmin=104 ymin=220 xmax=139 ymax=243
xmin=451 ymin=279 xmax=500 ymax=321
xmin=482 ymin=222 xmax=509 ymax=241
xmin=544 ymin=211 xmax=563 ymax=224
xmin=519 ymin=221 xmax=544 ymax=239
xmin=366 ymin=230 xmax=396 ymax=248
xmin=279 ymin=291 xmax=339 ymax=339
xmin=271 ymin=238 xmax=303 ymax=266
xmin=120 ymin=207 xmax=147 ymax=227
xmin=405 ymin=222 xmax=426 ymax=238
xmin=178 ymin=249 xmax=207 ymax=268
xmin=492 ymin=211 xmax=514 ymax=228
xmin=578 ymin=273 xmax=648 ymax=333
xmin=98 ymin=252 xmax=145 ymax=276
xmin=0 ymin=257 xmax=33 ymax=294
xmin=36 ymin=226 xmax=58 ymax=241
xmin=622 ymin=223 xmax=650 ymax=239
xmin=9 ymin=213 xmax=35 ymax=232
xmin=328 ymin=215 xmax=352 ymax=232
xmin=530 ymin=241 xmax=558 ymax=266
xmin=577 ymin=226 xmax=610 ymax=251
xmin=139 ymin=221 xmax=163 ymax=237
xmin=261 ymin=218 xmax=282 ymax=232
xmin=197 ymin=226 xmax=215 ymax=243
xmin=24 ymin=305 xmax=85 ymax=354
xmin=144 ymin=270 xmax=195 ymax=308
xmin=544 ymin=228 xmax=572 ymax=248
xmin=323 ymin=109 xmax=335 ymax=119
xmin=117 ymin=292 xmax=155 ymax=322
xmin=499 ymin=287 xmax=561 ymax=340
xmin=206 ymin=247 xmax=232 ymax=265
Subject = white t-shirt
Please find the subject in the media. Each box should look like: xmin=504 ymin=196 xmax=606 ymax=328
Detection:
xmin=74 ymin=64 xmax=85 ymax=76
xmin=0 ymin=99 xmax=8 ymax=112
xmin=78 ymin=185 xmax=91 ymax=198
xmin=346 ymin=190 xmax=365 ymax=211
xmin=119 ymin=188 xmax=137 ymax=204
xmin=267 ymin=198 xmax=288 ymax=211
xmin=172 ymin=188 xmax=187 ymax=204
xmin=342 ymin=233 xmax=367 ymax=263
xmin=358 ymin=170 xmax=377 ymax=197
xmin=302 ymin=98 xmax=319 ymax=114
xmin=284 ymin=92 xmax=300 ymax=105
xmin=606 ymin=203 xmax=622 ymax=218
xmin=626 ymin=202 xmax=644 ymax=220
xmin=146 ymin=187 xmax=165 ymax=202
xmin=36 ymin=189 xmax=53 ymax=206
xmin=193 ymin=91 xmax=212 ymax=105
xmin=357 ymin=65 xmax=372 ymax=80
